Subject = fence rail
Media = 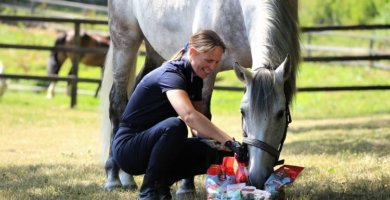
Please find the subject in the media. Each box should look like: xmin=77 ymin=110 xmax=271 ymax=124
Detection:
xmin=0 ymin=15 xmax=107 ymax=107
xmin=30 ymin=0 xmax=107 ymax=12
xmin=0 ymin=15 xmax=389 ymax=108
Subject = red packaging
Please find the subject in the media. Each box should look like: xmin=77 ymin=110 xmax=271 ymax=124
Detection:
xmin=275 ymin=165 xmax=304 ymax=180
xmin=235 ymin=162 xmax=249 ymax=183
xmin=265 ymin=164 xmax=304 ymax=198
xmin=207 ymin=164 xmax=222 ymax=175
xmin=222 ymin=157 xmax=249 ymax=184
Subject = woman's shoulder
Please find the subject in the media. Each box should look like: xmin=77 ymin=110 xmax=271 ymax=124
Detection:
xmin=166 ymin=57 xmax=189 ymax=67
xmin=162 ymin=58 xmax=190 ymax=73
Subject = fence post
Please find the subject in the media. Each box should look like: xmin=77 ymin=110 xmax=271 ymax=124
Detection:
xmin=70 ymin=22 xmax=81 ymax=108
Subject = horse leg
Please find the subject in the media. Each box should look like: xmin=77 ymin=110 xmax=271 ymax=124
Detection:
xmin=0 ymin=62 xmax=7 ymax=97
xmin=135 ymin=40 xmax=164 ymax=85
xmin=47 ymin=33 xmax=67 ymax=99
xmin=94 ymin=66 xmax=103 ymax=98
xmin=106 ymin=42 xmax=163 ymax=190
xmin=46 ymin=47 xmax=65 ymax=99
xmin=46 ymin=82 xmax=56 ymax=99
xmin=176 ymin=71 xmax=218 ymax=199
xmin=200 ymin=71 xmax=218 ymax=120
xmin=103 ymin=21 xmax=144 ymax=189
xmin=104 ymin=148 xmax=122 ymax=190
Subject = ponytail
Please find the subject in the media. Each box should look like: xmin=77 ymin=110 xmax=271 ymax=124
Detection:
xmin=170 ymin=30 xmax=226 ymax=61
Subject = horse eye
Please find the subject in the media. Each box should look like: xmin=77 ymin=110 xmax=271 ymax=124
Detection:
xmin=276 ymin=110 xmax=285 ymax=119
xmin=240 ymin=109 xmax=246 ymax=117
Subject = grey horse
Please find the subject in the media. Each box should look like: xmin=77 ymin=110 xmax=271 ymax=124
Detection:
xmin=100 ymin=0 xmax=300 ymax=196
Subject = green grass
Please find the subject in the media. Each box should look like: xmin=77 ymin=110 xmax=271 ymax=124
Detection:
xmin=1 ymin=21 xmax=389 ymax=119
xmin=213 ymin=62 xmax=390 ymax=119
xmin=1 ymin=23 xmax=390 ymax=200
xmin=1 ymin=92 xmax=389 ymax=199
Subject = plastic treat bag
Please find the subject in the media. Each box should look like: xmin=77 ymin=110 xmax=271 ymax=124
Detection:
xmin=205 ymin=157 xmax=251 ymax=199
xmin=241 ymin=185 xmax=271 ymax=200
xmin=222 ymin=157 xmax=249 ymax=184
xmin=264 ymin=165 xmax=304 ymax=199
xmin=227 ymin=183 xmax=246 ymax=200
xmin=205 ymin=164 xmax=236 ymax=199
xmin=235 ymin=161 xmax=249 ymax=183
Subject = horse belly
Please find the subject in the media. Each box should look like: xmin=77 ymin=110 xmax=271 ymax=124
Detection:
xmin=134 ymin=0 xmax=196 ymax=59
xmin=80 ymin=54 xmax=105 ymax=67
xmin=133 ymin=0 xmax=251 ymax=68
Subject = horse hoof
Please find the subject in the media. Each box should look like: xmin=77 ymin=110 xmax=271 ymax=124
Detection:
xmin=119 ymin=170 xmax=138 ymax=190
xmin=122 ymin=184 xmax=138 ymax=190
xmin=104 ymin=180 xmax=122 ymax=191
xmin=175 ymin=188 xmax=196 ymax=200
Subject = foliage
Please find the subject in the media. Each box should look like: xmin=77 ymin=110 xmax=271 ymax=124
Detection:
xmin=1 ymin=4 xmax=390 ymax=199
xmin=299 ymin=0 xmax=390 ymax=26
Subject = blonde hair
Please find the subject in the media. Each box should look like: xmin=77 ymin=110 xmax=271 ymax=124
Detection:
xmin=170 ymin=30 xmax=226 ymax=61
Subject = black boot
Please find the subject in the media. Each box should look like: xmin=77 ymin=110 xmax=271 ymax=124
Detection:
xmin=138 ymin=177 xmax=158 ymax=200
xmin=157 ymin=185 xmax=172 ymax=200
xmin=138 ymin=182 xmax=171 ymax=200
xmin=139 ymin=186 xmax=158 ymax=200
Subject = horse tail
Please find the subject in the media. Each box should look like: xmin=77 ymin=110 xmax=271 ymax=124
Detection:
xmin=100 ymin=41 xmax=114 ymax=164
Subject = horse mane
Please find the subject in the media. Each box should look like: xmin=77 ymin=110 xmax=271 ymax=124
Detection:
xmin=257 ymin=0 xmax=301 ymax=105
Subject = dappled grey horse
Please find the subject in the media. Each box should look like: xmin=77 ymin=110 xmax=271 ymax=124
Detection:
xmin=100 ymin=0 xmax=300 ymax=195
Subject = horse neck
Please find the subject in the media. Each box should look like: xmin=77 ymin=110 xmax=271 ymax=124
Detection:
xmin=241 ymin=0 xmax=299 ymax=67
xmin=242 ymin=0 xmax=300 ymax=103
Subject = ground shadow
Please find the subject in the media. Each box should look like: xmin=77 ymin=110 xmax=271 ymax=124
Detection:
xmin=0 ymin=164 xmax=133 ymax=199
xmin=288 ymin=117 xmax=390 ymax=134
xmin=286 ymin=175 xmax=390 ymax=200
xmin=285 ymin=117 xmax=390 ymax=156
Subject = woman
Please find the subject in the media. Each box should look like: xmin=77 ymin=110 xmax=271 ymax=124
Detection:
xmin=112 ymin=30 xmax=248 ymax=200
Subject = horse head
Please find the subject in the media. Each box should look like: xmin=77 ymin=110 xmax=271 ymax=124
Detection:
xmin=233 ymin=55 xmax=292 ymax=188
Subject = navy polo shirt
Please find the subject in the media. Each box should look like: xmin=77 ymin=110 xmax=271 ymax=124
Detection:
xmin=120 ymin=58 xmax=203 ymax=128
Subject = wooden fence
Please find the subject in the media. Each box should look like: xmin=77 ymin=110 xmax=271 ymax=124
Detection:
xmin=0 ymin=15 xmax=389 ymax=108
xmin=1 ymin=0 xmax=107 ymax=17
xmin=0 ymin=15 xmax=106 ymax=107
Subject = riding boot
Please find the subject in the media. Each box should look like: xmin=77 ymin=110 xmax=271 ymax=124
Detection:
xmin=156 ymin=181 xmax=172 ymax=200
xmin=138 ymin=175 xmax=158 ymax=200
xmin=175 ymin=178 xmax=196 ymax=200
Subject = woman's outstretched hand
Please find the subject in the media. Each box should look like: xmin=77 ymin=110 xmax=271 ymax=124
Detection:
xmin=225 ymin=139 xmax=249 ymax=162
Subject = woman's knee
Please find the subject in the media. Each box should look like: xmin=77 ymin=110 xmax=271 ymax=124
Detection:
xmin=164 ymin=117 xmax=188 ymax=137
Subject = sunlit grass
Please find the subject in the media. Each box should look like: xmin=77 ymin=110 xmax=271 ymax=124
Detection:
xmin=1 ymin=22 xmax=390 ymax=200
xmin=1 ymin=91 xmax=389 ymax=199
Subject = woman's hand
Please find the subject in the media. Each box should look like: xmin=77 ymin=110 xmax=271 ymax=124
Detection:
xmin=225 ymin=139 xmax=249 ymax=162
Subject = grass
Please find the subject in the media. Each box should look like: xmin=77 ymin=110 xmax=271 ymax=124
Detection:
xmin=1 ymin=92 xmax=389 ymax=199
xmin=1 ymin=23 xmax=390 ymax=199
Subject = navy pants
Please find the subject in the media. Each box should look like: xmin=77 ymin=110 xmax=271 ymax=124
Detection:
xmin=112 ymin=117 xmax=233 ymax=186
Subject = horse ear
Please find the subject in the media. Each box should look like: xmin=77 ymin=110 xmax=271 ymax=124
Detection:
xmin=233 ymin=62 xmax=253 ymax=84
xmin=275 ymin=55 xmax=291 ymax=82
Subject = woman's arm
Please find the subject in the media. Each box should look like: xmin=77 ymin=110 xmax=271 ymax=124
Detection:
xmin=166 ymin=89 xmax=232 ymax=144
xmin=190 ymin=100 xmax=208 ymax=138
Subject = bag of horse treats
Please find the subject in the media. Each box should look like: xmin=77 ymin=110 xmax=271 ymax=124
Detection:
xmin=205 ymin=164 xmax=236 ymax=199
xmin=227 ymin=183 xmax=246 ymax=200
xmin=264 ymin=165 xmax=304 ymax=199
xmin=241 ymin=186 xmax=271 ymax=200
